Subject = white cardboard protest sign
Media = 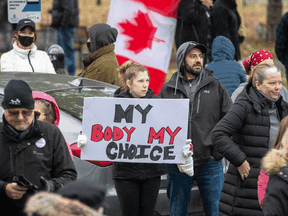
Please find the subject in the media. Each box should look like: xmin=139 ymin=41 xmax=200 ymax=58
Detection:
xmin=81 ymin=97 xmax=189 ymax=164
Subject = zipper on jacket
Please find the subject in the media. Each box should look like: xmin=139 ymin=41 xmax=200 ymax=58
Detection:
xmin=9 ymin=146 xmax=14 ymax=174
xmin=28 ymin=50 xmax=35 ymax=72
xmin=196 ymin=93 xmax=201 ymax=114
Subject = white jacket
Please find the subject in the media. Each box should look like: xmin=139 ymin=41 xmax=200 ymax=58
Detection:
xmin=0 ymin=42 xmax=56 ymax=73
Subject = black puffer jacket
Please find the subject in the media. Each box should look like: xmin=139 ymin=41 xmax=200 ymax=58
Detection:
xmin=51 ymin=0 xmax=79 ymax=29
xmin=211 ymin=84 xmax=288 ymax=216
xmin=210 ymin=0 xmax=241 ymax=61
xmin=0 ymin=117 xmax=77 ymax=215
xmin=112 ymin=88 xmax=167 ymax=180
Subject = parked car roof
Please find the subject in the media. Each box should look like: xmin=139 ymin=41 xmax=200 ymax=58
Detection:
xmin=0 ymin=72 xmax=118 ymax=120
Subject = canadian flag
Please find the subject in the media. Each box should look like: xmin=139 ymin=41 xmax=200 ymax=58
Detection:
xmin=107 ymin=0 xmax=180 ymax=95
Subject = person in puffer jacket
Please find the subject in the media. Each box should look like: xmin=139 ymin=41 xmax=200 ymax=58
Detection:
xmin=258 ymin=115 xmax=288 ymax=209
xmin=211 ymin=64 xmax=288 ymax=216
xmin=206 ymin=36 xmax=246 ymax=95
xmin=0 ymin=18 xmax=55 ymax=73
xmin=32 ymin=91 xmax=73 ymax=159
xmin=261 ymin=124 xmax=288 ymax=215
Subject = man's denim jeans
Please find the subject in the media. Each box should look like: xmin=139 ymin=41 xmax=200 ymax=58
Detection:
xmin=57 ymin=27 xmax=76 ymax=76
xmin=167 ymin=158 xmax=224 ymax=216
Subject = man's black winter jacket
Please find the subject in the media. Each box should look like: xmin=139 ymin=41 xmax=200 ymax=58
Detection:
xmin=159 ymin=69 xmax=232 ymax=167
xmin=0 ymin=118 xmax=77 ymax=215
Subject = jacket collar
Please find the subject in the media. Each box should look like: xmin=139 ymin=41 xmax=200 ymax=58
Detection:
xmin=1 ymin=115 xmax=41 ymax=143
xmin=83 ymin=43 xmax=115 ymax=68
xmin=114 ymin=88 xmax=157 ymax=98
xmin=240 ymin=84 xmax=286 ymax=114
xmin=13 ymin=42 xmax=37 ymax=59
xmin=165 ymin=68 xmax=216 ymax=96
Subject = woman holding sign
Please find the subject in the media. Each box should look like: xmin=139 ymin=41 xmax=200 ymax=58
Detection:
xmin=112 ymin=60 xmax=167 ymax=216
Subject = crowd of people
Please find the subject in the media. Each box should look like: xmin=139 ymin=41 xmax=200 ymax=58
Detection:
xmin=1 ymin=0 xmax=288 ymax=215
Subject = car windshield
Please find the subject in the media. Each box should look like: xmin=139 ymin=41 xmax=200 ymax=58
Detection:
xmin=47 ymin=86 xmax=115 ymax=120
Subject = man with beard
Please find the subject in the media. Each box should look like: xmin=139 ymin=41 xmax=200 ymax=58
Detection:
xmin=159 ymin=41 xmax=232 ymax=216
xmin=0 ymin=80 xmax=77 ymax=216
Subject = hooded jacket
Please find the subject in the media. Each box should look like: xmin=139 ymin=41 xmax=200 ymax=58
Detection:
xmin=211 ymin=84 xmax=288 ymax=216
xmin=206 ymin=36 xmax=246 ymax=95
xmin=112 ymin=88 xmax=167 ymax=180
xmin=1 ymin=43 xmax=56 ymax=73
xmin=77 ymin=24 xmax=121 ymax=87
xmin=32 ymin=91 xmax=60 ymax=126
xmin=261 ymin=148 xmax=288 ymax=216
xmin=159 ymin=42 xmax=232 ymax=167
xmin=0 ymin=117 xmax=77 ymax=215
xmin=32 ymin=91 xmax=73 ymax=159
xmin=25 ymin=192 xmax=100 ymax=216
xmin=210 ymin=0 xmax=241 ymax=61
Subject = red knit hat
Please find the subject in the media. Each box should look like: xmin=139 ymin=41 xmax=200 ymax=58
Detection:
xmin=242 ymin=50 xmax=273 ymax=69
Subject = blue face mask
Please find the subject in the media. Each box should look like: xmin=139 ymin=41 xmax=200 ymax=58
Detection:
xmin=18 ymin=35 xmax=34 ymax=47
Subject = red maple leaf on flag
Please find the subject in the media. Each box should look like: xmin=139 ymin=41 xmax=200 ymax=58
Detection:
xmin=118 ymin=10 xmax=164 ymax=54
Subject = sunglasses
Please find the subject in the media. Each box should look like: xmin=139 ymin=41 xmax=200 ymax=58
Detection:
xmin=8 ymin=110 xmax=34 ymax=117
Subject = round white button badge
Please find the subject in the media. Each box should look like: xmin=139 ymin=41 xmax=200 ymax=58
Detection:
xmin=35 ymin=138 xmax=46 ymax=148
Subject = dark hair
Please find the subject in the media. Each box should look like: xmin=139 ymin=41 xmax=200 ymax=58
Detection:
xmin=35 ymin=99 xmax=56 ymax=124
xmin=118 ymin=60 xmax=148 ymax=91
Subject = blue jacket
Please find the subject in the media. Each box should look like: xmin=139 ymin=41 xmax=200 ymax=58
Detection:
xmin=206 ymin=36 xmax=246 ymax=95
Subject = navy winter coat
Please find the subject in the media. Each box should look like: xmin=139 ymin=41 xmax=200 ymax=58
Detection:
xmin=206 ymin=36 xmax=246 ymax=95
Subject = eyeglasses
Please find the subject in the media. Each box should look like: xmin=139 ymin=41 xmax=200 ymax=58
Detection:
xmin=8 ymin=110 xmax=34 ymax=117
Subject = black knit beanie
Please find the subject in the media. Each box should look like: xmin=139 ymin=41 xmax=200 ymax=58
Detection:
xmin=57 ymin=180 xmax=107 ymax=210
xmin=2 ymin=80 xmax=35 ymax=109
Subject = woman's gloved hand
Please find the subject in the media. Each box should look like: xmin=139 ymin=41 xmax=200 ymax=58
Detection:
xmin=77 ymin=131 xmax=87 ymax=148
xmin=177 ymin=139 xmax=194 ymax=176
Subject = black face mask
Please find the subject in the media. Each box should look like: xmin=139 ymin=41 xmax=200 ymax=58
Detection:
xmin=18 ymin=35 xmax=34 ymax=47
xmin=87 ymin=42 xmax=92 ymax=53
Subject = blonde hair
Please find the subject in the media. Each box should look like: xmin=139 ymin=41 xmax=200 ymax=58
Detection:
xmin=118 ymin=60 xmax=148 ymax=91
xmin=12 ymin=28 xmax=37 ymax=45
xmin=247 ymin=63 xmax=279 ymax=86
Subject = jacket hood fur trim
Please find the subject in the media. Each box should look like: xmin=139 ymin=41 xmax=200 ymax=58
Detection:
xmin=24 ymin=192 xmax=99 ymax=216
xmin=262 ymin=148 xmax=288 ymax=174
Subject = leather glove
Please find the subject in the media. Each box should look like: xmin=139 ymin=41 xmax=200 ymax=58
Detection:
xmin=40 ymin=176 xmax=55 ymax=192
xmin=77 ymin=131 xmax=87 ymax=148
xmin=13 ymin=174 xmax=39 ymax=193
xmin=177 ymin=139 xmax=194 ymax=176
